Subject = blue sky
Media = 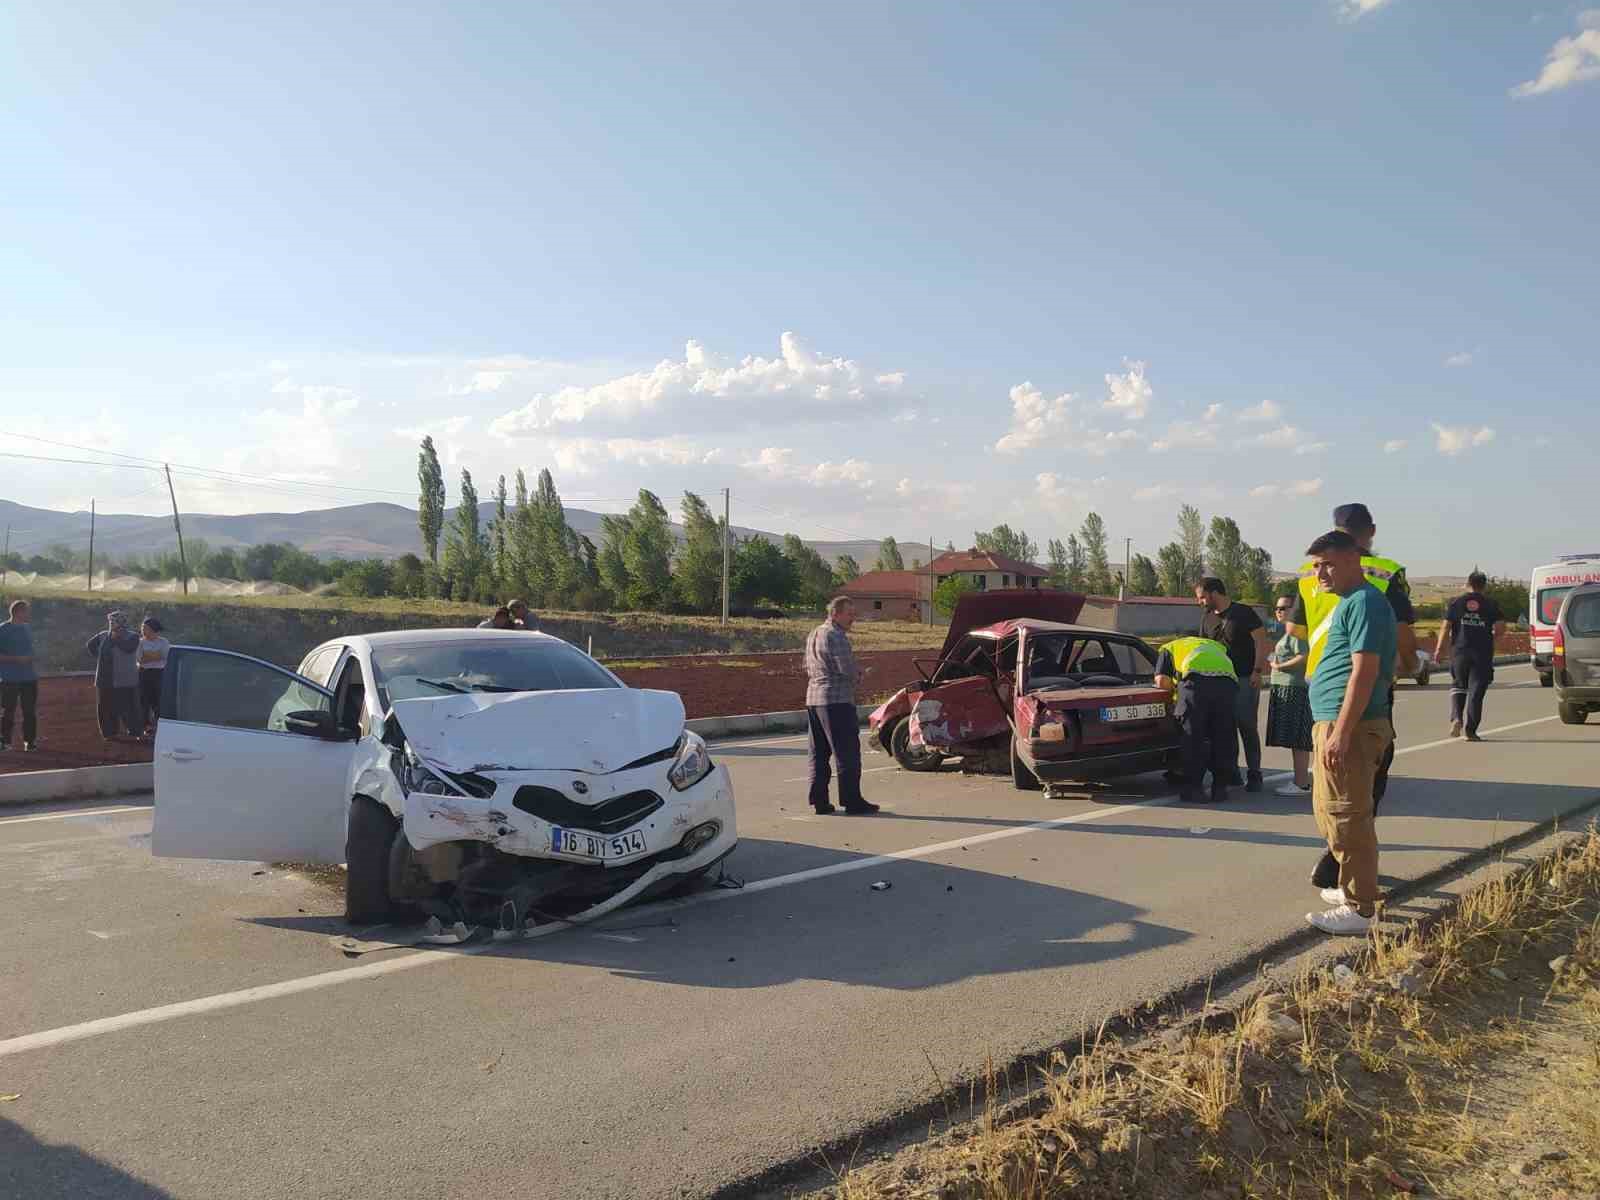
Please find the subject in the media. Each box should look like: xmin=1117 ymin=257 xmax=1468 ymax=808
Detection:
xmin=2 ymin=1 xmax=1596 ymax=577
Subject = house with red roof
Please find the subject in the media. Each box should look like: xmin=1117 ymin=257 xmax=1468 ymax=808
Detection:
xmin=929 ymin=548 xmax=1048 ymax=592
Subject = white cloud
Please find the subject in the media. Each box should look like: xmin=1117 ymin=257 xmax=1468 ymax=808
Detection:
xmin=1338 ymin=0 xmax=1392 ymax=20
xmin=271 ymin=380 xmax=359 ymax=419
xmin=1383 ymin=439 xmax=1407 ymax=454
xmin=1294 ymin=442 xmax=1330 ymax=456
xmin=893 ymin=476 xmax=976 ymax=513
xmin=1510 ymin=17 xmax=1600 ymax=97
xmin=1149 ymin=420 xmax=1219 ymax=453
xmin=1237 ymin=398 xmax=1282 ymax=423
xmin=1202 ymin=403 xmax=1224 ymax=421
xmin=1249 ymin=424 xmax=1315 ymax=449
xmin=743 ymin=447 xmax=873 ymax=489
xmin=1432 ymin=424 xmax=1496 ymax=456
xmin=875 ymin=371 xmax=906 ymax=387
xmin=545 ymin=435 xmax=720 ymax=477
xmin=1101 ymin=360 xmax=1152 ymax=421
xmin=1034 ymin=472 xmax=1107 ymax=506
xmin=1443 ymin=351 xmax=1475 ymax=368
xmin=395 ymin=415 xmax=471 ymax=441
xmin=489 ymin=332 xmax=883 ymax=437
xmin=1250 ymin=478 xmax=1324 ymax=499
xmin=994 ymin=382 xmax=1076 ymax=453
xmin=1133 ymin=483 xmax=1180 ymax=502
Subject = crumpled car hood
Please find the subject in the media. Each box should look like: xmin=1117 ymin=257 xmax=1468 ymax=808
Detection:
xmin=389 ymin=688 xmax=686 ymax=775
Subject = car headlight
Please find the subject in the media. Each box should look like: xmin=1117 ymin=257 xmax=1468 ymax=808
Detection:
xmin=666 ymin=731 xmax=713 ymax=792
xmin=394 ymin=748 xmax=495 ymax=799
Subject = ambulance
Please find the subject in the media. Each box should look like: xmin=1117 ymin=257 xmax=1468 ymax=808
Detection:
xmin=1530 ymin=554 xmax=1600 ymax=687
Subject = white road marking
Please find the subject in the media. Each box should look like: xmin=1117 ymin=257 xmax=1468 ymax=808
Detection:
xmin=779 ymin=765 xmax=898 ymax=783
xmin=0 ymin=709 xmax=1567 ymax=1060
xmin=0 ymin=805 xmax=148 ymax=827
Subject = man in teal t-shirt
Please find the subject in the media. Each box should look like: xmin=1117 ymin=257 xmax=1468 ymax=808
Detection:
xmin=1303 ymin=530 xmax=1396 ymax=938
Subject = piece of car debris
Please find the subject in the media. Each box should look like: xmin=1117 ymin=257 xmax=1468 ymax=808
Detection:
xmin=870 ymin=880 xmax=892 ymax=892
xmin=420 ymin=918 xmax=474 ymax=945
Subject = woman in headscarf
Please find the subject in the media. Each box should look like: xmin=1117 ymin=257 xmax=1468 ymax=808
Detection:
xmin=87 ymin=611 xmax=142 ymax=739
xmin=137 ymin=615 xmax=171 ymax=737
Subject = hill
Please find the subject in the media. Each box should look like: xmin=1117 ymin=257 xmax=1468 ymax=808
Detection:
xmin=0 ymin=497 xmax=923 ymax=568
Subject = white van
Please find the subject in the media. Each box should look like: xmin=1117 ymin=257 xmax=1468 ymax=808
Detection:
xmin=1530 ymin=554 xmax=1600 ymax=687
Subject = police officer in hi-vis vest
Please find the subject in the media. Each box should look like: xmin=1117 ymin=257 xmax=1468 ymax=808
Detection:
xmin=1155 ymin=636 xmax=1239 ymax=805
xmin=1286 ymin=502 xmax=1416 ymax=890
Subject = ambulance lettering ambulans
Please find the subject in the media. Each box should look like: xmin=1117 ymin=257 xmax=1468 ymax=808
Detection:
xmin=1531 ymin=554 xmax=1600 ymax=687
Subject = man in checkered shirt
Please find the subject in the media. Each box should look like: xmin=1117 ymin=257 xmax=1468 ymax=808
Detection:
xmin=804 ymin=596 xmax=878 ymax=815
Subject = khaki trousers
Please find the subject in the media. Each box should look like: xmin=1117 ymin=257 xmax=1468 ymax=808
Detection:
xmin=1312 ymin=719 xmax=1394 ymax=914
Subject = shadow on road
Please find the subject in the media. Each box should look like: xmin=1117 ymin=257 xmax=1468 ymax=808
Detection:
xmin=1 ymin=1117 xmax=175 ymax=1199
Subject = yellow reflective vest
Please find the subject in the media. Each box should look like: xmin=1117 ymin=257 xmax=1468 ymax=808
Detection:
xmin=1164 ymin=636 xmax=1237 ymax=681
xmin=1296 ymin=554 xmax=1404 ymax=680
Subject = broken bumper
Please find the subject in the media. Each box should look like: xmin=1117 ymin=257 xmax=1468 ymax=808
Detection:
xmin=1021 ymin=742 xmax=1179 ymax=782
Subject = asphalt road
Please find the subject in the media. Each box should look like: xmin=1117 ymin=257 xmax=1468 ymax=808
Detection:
xmin=3 ymin=664 xmax=1596 ymax=1200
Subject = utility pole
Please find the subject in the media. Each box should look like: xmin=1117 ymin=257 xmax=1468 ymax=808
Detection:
xmin=164 ymin=464 xmax=190 ymax=596
xmin=1 ymin=525 xmax=9 ymax=587
xmin=1123 ymin=536 xmax=1132 ymax=599
xmin=87 ymin=499 xmax=96 ymax=592
xmin=928 ymin=536 xmax=935 ymax=623
xmin=720 ymin=487 xmax=730 ymax=626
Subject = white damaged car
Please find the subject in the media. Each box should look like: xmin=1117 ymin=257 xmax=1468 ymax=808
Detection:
xmin=151 ymin=630 xmax=737 ymax=925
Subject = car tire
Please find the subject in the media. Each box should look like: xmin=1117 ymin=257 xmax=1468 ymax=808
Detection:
xmin=1011 ymin=736 xmax=1041 ymax=791
xmin=1540 ymin=673 xmax=1554 ymax=689
xmin=346 ymin=795 xmax=401 ymax=924
xmin=890 ymin=717 xmax=945 ymax=773
xmin=1558 ymin=701 xmax=1588 ymax=726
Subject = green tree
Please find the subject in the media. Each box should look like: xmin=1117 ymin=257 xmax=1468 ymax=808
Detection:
xmin=875 ymin=537 xmax=905 ymax=572
xmin=1064 ymin=534 xmax=1088 ymax=591
xmin=731 ymin=536 xmax=794 ymax=607
xmin=443 ymin=468 xmax=489 ymax=600
xmin=1046 ymin=538 xmax=1068 ymax=588
xmin=509 ymin=469 xmax=534 ymax=599
xmin=1484 ymin=575 xmax=1529 ymax=624
xmin=338 ymin=558 xmax=392 ymax=598
xmin=1080 ymin=513 xmax=1112 ymax=594
xmin=597 ymin=514 xmax=631 ymax=608
xmin=417 ymin=436 xmax=446 ymax=564
xmin=1177 ymin=504 xmax=1206 ymax=583
xmin=1242 ymin=544 xmax=1274 ymax=604
xmin=390 ymin=552 xmax=425 ymax=598
xmin=834 ymin=554 xmax=860 ymax=583
xmin=783 ymin=534 xmax=836 ymax=610
xmin=532 ymin=468 xmax=576 ymax=606
xmin=675 ymin=492 xmax=723 ymax=613
xmin=1205 ymin=516 xmax=1249 ymax=597
xmin=490 ymin=474 xmax=509 ymax=595
xmin=241 ymin=542 xmax=287 ymax=581
xmin=1129 ymin=553 xmax=1160 ymax=596
xmin=974 ymin=524 xmax=1039 ymax=565
xmin=620 ymin=489 xmax=674 ymax=609
xmin=200 ymin=546 xmax=241 ymax=580
xmin=933 ymin=574 xmax=977 ymax=617
xmin=1156 ymin=542 xmax=1189 ymax=597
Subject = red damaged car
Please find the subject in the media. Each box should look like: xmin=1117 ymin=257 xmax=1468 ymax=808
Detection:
xmin=868 ymin=590 xmax=1182 ymax=790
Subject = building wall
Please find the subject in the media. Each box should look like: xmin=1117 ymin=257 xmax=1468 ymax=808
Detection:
xmin=852 ymin=595 xmax=928 ymax=622
xmin=936 ymin=572 xmax=1044 ymax=591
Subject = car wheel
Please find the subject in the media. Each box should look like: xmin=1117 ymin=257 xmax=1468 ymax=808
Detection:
xmin=1540 ymin=673 xmax=1554 ymax=689
xmin=890 ymin=717 xmax=945 ymax=773
xmin=1010 ymin=737 xmax=1041 ymax=791
xmin=1558 ymin=701 xmax=1588 ymax=726
xmin=346 ymin=795 xmax=402 ymax=924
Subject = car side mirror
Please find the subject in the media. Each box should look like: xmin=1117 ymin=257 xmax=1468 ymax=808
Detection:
xmin=284 ymin=710 xmax=352 ymax=741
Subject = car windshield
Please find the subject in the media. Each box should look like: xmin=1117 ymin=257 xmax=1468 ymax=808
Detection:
xmin=1023 ymin=633 xmax=1155 ymax=691
xmin=371 ymin=639 xmax=620 ymax=706
xmin=1539 ymin=586 xmax=1574 ymax=624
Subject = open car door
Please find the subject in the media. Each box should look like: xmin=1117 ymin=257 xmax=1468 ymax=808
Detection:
xmin=909 ymin=634 xmax=1016 ymax=750
xmin=151 ymin=647 xmax=357 ymax=865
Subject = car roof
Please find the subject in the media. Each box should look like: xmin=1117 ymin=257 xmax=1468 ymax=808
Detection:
xmin=329 ymin=628 xmax=568 ymax=652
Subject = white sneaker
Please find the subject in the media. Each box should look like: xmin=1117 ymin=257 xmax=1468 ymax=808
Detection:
xmin=1275 ymin=782 xmax=1310 ymax=796
xmin=1307 ymin=903 xmax=1373 ymax=936
xmin=1320 ymin=886 xmax=1347 ymax=905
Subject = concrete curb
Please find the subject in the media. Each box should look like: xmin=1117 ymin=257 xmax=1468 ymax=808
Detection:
xmin=0 ymin=762 xmax=152 ymax=806
xmin=687 ymin=704 xmax=874 ymax=741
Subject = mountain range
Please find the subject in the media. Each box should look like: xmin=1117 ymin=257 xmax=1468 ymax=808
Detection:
xmin=0 ymin=497 xmax=930 ymax=571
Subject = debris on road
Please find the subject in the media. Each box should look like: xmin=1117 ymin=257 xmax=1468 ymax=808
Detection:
xmin=870 ymin=881 xmax=892 ymax=892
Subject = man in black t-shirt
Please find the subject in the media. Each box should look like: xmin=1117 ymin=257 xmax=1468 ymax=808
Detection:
xmin=1194 ymin=577 xmax=1268 ymax=791
xmin=1436 ymin=571 xmax=1505 ymax=742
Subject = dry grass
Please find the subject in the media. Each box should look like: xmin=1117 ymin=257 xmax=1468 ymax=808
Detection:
xmin=813 ymin=825 xmax=1600 ymax=1200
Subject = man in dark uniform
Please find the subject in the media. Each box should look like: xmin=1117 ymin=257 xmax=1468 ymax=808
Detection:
xmin=1155 ymin=635 xmax=1239 ymax=805
xmin=1194 ymin=576 xmax=1269 ymax=791
xmin=1287 ymin=502 xmax=1416 ymax=891
xmin=1436 ymin=570 xmax=1505 ymax=742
